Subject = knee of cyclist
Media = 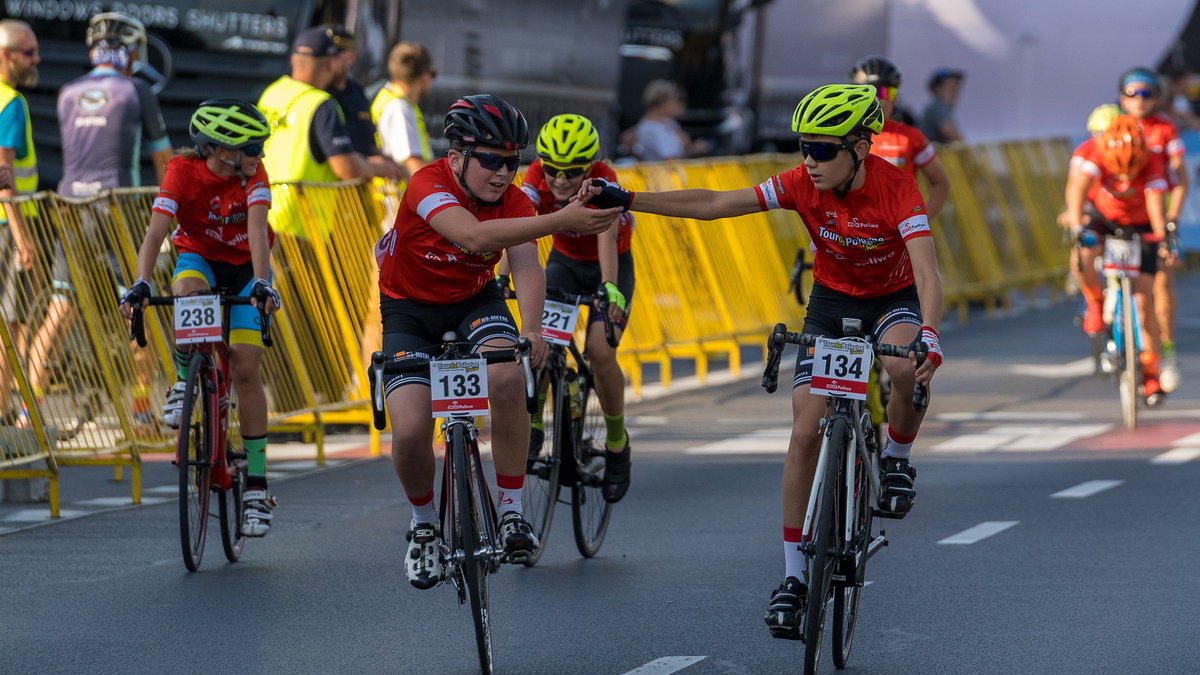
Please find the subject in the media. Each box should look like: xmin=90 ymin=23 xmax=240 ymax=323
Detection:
xmin=229 ymin=360 xmax=262 ymax=388
xmin=788 ymin=427 xmax=821 ymax=456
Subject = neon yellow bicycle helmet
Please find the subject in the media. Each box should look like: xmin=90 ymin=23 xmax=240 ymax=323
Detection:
xmin=536 ymin=114 xmax=600 ymax=165
xmin=792 ymin=84 xmax=884 ymax=137
xmin=1086 ymin=103 xmax=1121 ymax=134
xmin=189 ymin=98 xmax=271 ymax=152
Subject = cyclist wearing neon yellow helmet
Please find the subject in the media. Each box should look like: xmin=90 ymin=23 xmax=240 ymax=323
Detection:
xmin=520 ymin=113 xmax=636 ymax=503
xmin=576 ymin=84 xmax=943 ymax=638
xmin=120 ymin=98 xmax=281 ymax=537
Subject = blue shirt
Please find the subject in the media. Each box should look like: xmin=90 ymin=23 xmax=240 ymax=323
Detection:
xmin=0 ymin=96 xmax=30 ymax=157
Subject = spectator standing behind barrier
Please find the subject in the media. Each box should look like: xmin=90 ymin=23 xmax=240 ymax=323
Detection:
xmin=919 ymin=68 xmax=965 ymax=144
xmin=58 ymin=12 xmax=171 ymax=197
xmin=0 ymin=19 xmax=42 ymax=424
xmin=849 ymin=56 xmax=950 ymax=219
xmin=627 ymin=80 xmax=711 ymax=161
xmin=372 ymin=42 xmax=436 ymax=177
xmin=323 ymin=24 xmax=404 ymax=179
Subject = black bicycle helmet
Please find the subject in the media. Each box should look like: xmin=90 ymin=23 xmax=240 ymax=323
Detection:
xmin=86 ymin=11 xmax=146 ymax=49
xmin=849 ymin=55 xmax=902 ymax=89
xmin=444 ymin=94 xmax=529 ymax=150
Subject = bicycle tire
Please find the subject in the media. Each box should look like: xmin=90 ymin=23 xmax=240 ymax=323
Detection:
xmin=1118 ymin=277 xmax=1138 ymax=429
xmin=832 ymin=421 xmax=872 ymax=668
xmin=452 ymin=423 xmax=494 ymax=675
xmin=218 ymin=453 xmax=247 ymax=562
xmin=804 ymin=417 xmax=844 ymax=675
xmin=571 ymin=368 xmax=612 ymax=558
xmin=177 ymin=354 xmax=212 ymax=572
xmin=522 ymin=367 xmax=562 ymax=566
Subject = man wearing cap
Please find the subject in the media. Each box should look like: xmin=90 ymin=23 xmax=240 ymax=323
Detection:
xmin=920 ymin=68 xmax=965 ymax=144
xmin=322 ymin=24 xmax=403 ymax=178
xmin=372 ymin=41 xmax=437 ymax=177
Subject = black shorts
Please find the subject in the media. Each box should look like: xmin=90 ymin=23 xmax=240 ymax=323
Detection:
xmin=1083 ymin=223 xmax=1159 ymax=275
xmin=793 ymin=283 xmax=922 ymax=388
xmin=545 ymin=248 xmax=635 ymax=328
xmin=380 ymin=284 xmax=519 ymax=395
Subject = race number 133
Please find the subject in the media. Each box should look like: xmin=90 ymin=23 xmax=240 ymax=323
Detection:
xmin=809 ymin=337 xmax=872 ymax=400
xmin=430 ymin=358 xmax=490 ymax=416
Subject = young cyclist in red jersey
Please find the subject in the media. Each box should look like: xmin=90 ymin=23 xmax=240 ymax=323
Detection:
xmin=120 ymin=99 xmax=281 ymax=536
xmin=1064 ymin=114 xmax=1172 ymax=405
xmin=1118 ymin=68 xmax=1184 ymax=391
xmin=1064 ymin=104 xmax=1121 ymax=299
xmin=577 ymin=84 xmax=944 ymax=639
xmin=849 ymin=56 xmax=951 ymax=219
xmin=373 ymin=95 xmax=621 ymax=589
xmin=519 ymin=113 xmax=636 ymax=502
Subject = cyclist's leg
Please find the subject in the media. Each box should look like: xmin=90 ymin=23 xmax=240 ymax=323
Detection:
xmin=874 ymin=291 xmax=924 ymax=516
xmin=1133 ymin=248 xmax=1163 ymax=400
xmin=24 ymin=245 xmax=75 ymax=399
xmin=1153 ymin=263 xmax=1178 ymax=391
xmin=1074 ymin=235 xmax=1105 ymax=334
xmin=588 ymin=250 xmax=635 ymax=451
xmin=161 ymin=255 xmax=213 ymax=427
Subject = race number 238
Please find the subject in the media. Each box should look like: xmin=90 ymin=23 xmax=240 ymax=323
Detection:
xmin=174 ymin=295 xmax=222 ymax=344
xmin=809 ymin=337 xmax=872 ymax=400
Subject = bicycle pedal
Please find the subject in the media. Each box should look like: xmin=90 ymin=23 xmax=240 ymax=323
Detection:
xmin=767 ymin=623 xmax=803 ymax=642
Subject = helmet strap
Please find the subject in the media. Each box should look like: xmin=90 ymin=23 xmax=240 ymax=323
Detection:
xmin=834 ymin=138 xmax=868 ymax=199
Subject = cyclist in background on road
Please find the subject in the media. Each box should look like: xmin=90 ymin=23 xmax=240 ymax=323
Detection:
xmin=849 ymin=55 xmax=951 ymax=219
xmin=520 ymin=113 xmax=636 ymax=503
xmin=119 ymin=99 xmax=281 ymax=536
xmin=578 ymin=84 xmax=943 ymax=638
xmin=373 ymin=95 xmax=622 ymax=589
xmin=1063 ymin=114 xmax=1172 ymax=406
xmin=1117 ymin=67 xmax=1184 ymax=392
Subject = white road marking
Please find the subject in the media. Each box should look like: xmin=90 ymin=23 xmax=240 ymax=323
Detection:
xmin=1003 ymin=424 xmax=1113 ymax=451
xmin=931 ymin=423 xmax=1111 ymax=453
xmin=144 ymin=485 xmax=177 ymax=495
xmin=1051 ymin=480 xmax=1124 ymax=498
xmin=1169 ymin=432 xmax=1200 ymax=446
xmin=1011 ymin=357 xmax=1096 ymax=378
xmin=1151 ymin=447 xmax=1200 ymax=465
xmin=685 ymin=428 xmax=790 ymax=454
xmin=938 ymin=521 xmax=1018 ymax=545
xmin=629 ymin=415 xmax=669 ymax=426
xmin=4 ymin=508 xmax=88 ymax=522
xmin=937 ymin=411 xmax=1085 ymax=422
xmin=75 ymin=497 xmax=138 ymax=507
xmin=621 ymin=657 xmax=707 ymax=675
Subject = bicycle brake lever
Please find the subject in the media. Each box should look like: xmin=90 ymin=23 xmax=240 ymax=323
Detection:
xmin=911 ymin=342 xmax=929 ymax=412
xmin=131 ymin=307 xmax=147 ymax=348
xmin=517 ymin=338 xmax=537 ymax=413
xmin=370 ymin=351 xmax=387 ymax=430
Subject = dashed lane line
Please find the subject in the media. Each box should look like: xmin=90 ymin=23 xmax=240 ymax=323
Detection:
xmin=620 ymin=657 xmax=707 ymax=675
xmin=937 ymin=521 xmax=1019 ymax=545
xmin=1151 ymin=447 xmax=1200 ymax=465
xmin=1051 ymin=480 xmax=1124 ymax=498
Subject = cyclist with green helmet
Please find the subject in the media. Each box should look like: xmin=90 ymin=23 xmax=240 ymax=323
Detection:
xmin=520 ymin=113 xmax=636 ymax=503
xmin=577 ymin=84 xmax=943 ymax=637
xmin=120 ymin=98 xmax=281 ymax=537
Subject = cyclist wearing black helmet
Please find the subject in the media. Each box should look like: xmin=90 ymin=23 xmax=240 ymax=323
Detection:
xmin=374 ymin=94 xmax=621 ymax=588
xmin=120 ymin=99 xmax=281 ymax=537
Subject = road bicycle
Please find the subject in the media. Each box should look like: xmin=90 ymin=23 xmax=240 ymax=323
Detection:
xmin=130 ymin=292 xmax=272 ymax=572
xmin=522 ymin=287 xmax=620 ymax=564
xmin=762 ymin=319 xmax=928 ymax=674
xmin=369 ymin=336 xmax=533 ymax=675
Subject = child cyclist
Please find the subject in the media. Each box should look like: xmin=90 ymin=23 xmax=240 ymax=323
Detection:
xmin=374 ymin=95 xmax=621 ymax=589
xmin=119 ymin=99 xmax=281 ymax=536
xmin=520 ymin=113 xmax=635 ymax=503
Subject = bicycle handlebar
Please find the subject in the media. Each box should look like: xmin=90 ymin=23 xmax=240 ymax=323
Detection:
xmin=369 ymin=339 xmax=534 ymax=431
xmin=544 ymin=287 xmax=619 ymax=348
xmin=761 ymin=322 xmax=930 ymax=411
xmin=129 ymin=295 xmax=273 ymax=349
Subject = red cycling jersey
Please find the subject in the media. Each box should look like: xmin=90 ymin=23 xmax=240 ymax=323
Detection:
xmin=755 ymin=154 xmax=930 ymax=298
xmin=870 ymin=119 xmax=936 ymax=175
xmin=1138 ymin=113 xmax=1185 ymax=189
xmin=1076 ymin=143 xmax=1167 ymax=226
xmin=521 ymin=159 xmax=634 ymax=259
xmin=376 ymin=158 xmax=535 ymax=303
xmin=151 ymin=156 xmax=273 ymax=265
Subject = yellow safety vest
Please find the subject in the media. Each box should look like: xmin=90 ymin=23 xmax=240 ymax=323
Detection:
xmin=0 ymin=80 xmax=38 ymax=218
xmin=370 ymin=83 xmax=431 ymax=162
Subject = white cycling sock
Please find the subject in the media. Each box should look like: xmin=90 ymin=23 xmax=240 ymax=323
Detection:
xmin=784 ymin=527 xmax=807 ymax=581
xmin=882 ymin=429 xmax=916 ymax=460
xmin=409 ymin=493 xmax=437 ymax=527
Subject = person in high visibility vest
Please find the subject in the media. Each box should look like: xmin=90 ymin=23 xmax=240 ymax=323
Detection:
xmin=373 ymin=41 xmax=436 ymax=178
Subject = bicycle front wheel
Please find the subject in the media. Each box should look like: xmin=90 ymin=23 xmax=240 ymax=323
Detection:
xmin=218 ymin=452 xmax=247 ymax=562
xmin=177 ymin=354 xmax=212 ymax=572
xmin=832 ymin=423 xmax=873 ymax=668
xmin=571 ymin=370 xmax=612 ymax=558
xmin=451 ymin=424 xmax=494 ymax=674
xmin=804 ymin=417 xmax=844 ymax=675
xmin=1118 ymin=277 xmax=1138 ymax=429
xmin=522 ymin=367 xmax=561 ymax=565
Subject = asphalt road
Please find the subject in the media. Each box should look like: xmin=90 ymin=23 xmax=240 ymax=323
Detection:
xmin=2 ymin=275 xmax=1199 ymax=674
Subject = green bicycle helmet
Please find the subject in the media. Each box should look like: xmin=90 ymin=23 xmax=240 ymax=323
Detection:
xmin=537 ymin=114 xmax=600 ymax=165
xmin=792 ymin=84 xmax=884 ymax=138
xmin=1086 ymin=103 xmax=1121 ymax=134
xmin=189 ymin=98 xmax=271 ymax=153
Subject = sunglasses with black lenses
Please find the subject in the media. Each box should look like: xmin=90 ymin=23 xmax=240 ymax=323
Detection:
xmin=542 ymin=162 xmax=589 ymax=180
xmin=800 ymin=140 xmax=851 ymax=163
xmin=469 ymin=150 xmax=521 ymax=172
xmin=241 ymin=143 xmax=265 ymax=158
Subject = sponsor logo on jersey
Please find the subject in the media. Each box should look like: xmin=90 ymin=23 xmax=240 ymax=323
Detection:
xmin=847 ymin=217 xmax=880 ymax=229
xmin=818 ymin=226 xmax=885 ymax=251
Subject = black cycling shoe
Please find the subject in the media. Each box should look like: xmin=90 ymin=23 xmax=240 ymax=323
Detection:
xmin=602 ymin=442 xmax=631 ymax=503
xmin=498 ymin=511 xmax=539 ymax=563
xmin=878 ymin=456 xmax=917 ymax=519
xmin=764 ymin=576 xmax=807 ymax=640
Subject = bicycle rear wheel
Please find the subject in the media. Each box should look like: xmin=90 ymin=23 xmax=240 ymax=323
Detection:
xmin=804 ymin=417 xmax=844 ymax=675
xmin=451 ymin=424 xmax=494 ymax=674
xmin=571 ymin=369 xmax=612 ymax=558
xmin=1117 ymin=277 xmax=1138 ymax=429
xmin=218 ymin=451 xmax=247 ymax=562
xmin=177 ymin=354 xmax=212 ymax=572
xmin=522 ymin=367 xmax=561 ymax=565
xmin=832 ymin=422 xmax=873 ymax=668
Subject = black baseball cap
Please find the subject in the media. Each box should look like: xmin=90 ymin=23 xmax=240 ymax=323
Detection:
xmin=293 ymin=26 xmax=341 ymax=57
xmin=928 ymin=68 xmax=965 ymax=89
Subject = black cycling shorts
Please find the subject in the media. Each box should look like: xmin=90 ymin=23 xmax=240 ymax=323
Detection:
xmin=793 ymin=283 xmax=922 ymax=389
xmin=380 ymin=284 xmax=519 ymax=395
xmin=545 ymin=248 xmax=635 ymax=329
xmin=1083 ymin=222 xmax=1159 ymax=275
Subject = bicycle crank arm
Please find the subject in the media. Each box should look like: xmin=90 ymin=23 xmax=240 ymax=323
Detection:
xmin=866 ymin=534 xmax=888 ymax=560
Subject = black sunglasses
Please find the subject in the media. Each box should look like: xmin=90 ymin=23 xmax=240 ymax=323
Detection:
xmin=800 ymin=140 xmax=853 ymax=163
xmin=241 ymin=143 xmax=265 ymax=158
xmin=467 ymin=149 xmax=521 ymax=172
xmin=542 ymin=161 xmax=589 ymax=180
